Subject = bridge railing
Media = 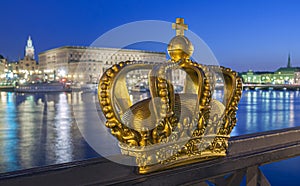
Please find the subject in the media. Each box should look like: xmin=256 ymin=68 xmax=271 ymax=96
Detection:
xmin=1 ymin=127 xmax=300 ymax=186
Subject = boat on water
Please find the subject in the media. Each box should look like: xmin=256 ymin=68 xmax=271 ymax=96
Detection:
xmin=14 ymin=82 xmax=71 ymax=93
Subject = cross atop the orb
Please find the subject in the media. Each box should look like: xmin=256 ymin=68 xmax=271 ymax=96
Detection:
xmin=172 ymin=18 xmax=188 ymax=36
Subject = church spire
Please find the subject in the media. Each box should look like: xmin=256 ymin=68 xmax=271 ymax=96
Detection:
xmin=287 ymin=53 xmax=291 ymax=68
xmin=25 ymin=35 xmax=35 ymax=59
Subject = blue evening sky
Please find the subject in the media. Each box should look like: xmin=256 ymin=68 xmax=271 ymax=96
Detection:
xmin=1 ymin=0 xmax=300 ymax=72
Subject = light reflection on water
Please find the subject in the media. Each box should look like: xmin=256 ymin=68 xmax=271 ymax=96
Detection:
xmin=233 ymin=90 xmax=300 ymax=136
xmin=0 ymin=92 xmax=19 ymax=172
xmin=0 ymin=90 xmax=300 ymax=184
xmin=0 ymin=92 xmax=99 ymax=173
xmin=54 ymin=93 xmax=72 ymax=163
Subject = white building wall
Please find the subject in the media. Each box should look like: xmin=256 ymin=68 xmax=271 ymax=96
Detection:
xmin=38 ymin=46 xmax=167 ymax=83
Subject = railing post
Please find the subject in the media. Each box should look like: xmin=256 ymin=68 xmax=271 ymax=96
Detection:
xmin=224 ymin=169 xmax=246 ymax=186
xmin=246 ymin=166 xmax=258 ymax=186
xmin=257 ymin=168 xmax=271 ymax=186
xmin=246 ymin=166 xmax=270 ymax=186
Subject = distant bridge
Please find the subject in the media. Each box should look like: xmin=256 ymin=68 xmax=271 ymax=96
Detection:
xmin=1 ymin=126 xmax=300 ymax=186
xmin=243 ymin=83 xmax=300 ymax=90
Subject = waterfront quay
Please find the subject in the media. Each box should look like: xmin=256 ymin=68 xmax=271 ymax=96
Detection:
xmin=243 ymin=83 xmax=300 ymax=90
xmin=0 ymin=86 xmax=14 ymax=92
xmin=0 ymin=82 xmax=89 ymax=93
xmin=2 ymin=82 xmax=300 ymax=93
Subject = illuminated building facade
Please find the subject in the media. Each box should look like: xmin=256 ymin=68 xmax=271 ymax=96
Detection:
xmin=0 ymin=36 xmax=40 ymax=84
xmin=241 ymin=54 xmax=300 ymax=84
xmin=0 ymin=55 xmax=6 ymax=76
xmin=5 ymin=36 xmax=40 ymax=77
xmin=18 ymin=36 xmax=39 ymax=75
xmin=38 ymin=46 xmax=168 ymax=83
xmin=18 ymin=56 xmax=38 ymax=74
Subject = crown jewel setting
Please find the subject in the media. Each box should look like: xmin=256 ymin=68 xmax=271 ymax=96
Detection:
xmin=98 ymin=18 xmax=243 ymax=174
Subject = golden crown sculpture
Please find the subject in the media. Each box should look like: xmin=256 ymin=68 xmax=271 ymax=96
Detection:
xmin=98 ymin=18 xmax=243 ymax=174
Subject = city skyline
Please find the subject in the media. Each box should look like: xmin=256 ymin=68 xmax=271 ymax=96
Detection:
xmin=1 ymin=0 xmax=300 ymax=72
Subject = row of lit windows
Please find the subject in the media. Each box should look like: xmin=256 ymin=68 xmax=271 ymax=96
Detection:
xmin=20 ymin=61 xmax=36 ymax=65
xmin=69 ymin=51 xmax=143 ymax=58
xmin=41 ymin=54 xmax=164 ymax=65
xmin=68 ymin=52 xmax=163 ymax=61
xmin=69 ymin=54 xmax=143 ymax=61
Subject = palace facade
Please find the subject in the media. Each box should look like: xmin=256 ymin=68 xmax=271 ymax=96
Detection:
xmin=38 ymin=46 xmax=168 ymax=83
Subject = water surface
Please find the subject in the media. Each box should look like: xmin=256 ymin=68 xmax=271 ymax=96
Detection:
xmin=0 ymin=90 xmax=299 ymax=185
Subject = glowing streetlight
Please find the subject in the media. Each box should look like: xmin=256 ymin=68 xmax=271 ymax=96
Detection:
xmin=58 ymin=69 xmax=66 ymax=77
